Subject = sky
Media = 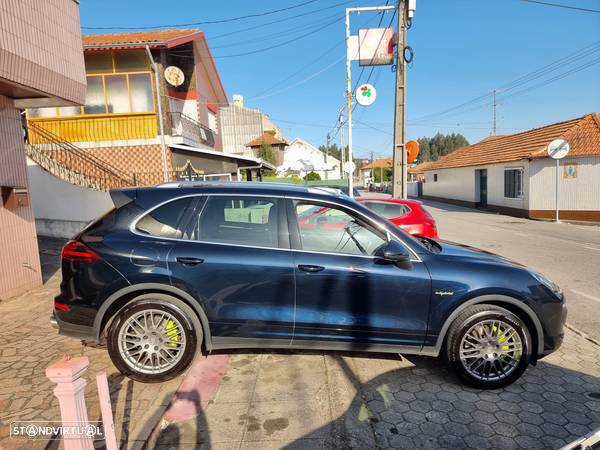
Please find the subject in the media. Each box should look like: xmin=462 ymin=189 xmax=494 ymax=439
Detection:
xmin=80 ymin=0 xmax=600 ymax=159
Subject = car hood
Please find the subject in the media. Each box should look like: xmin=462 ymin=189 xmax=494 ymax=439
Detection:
xmin=438 ymin=240 xmax=524 ymax=267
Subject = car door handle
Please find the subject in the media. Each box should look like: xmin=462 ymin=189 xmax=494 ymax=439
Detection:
xmin=298 ymin=264 xmax=325 ymax=273
xmin=176 ymin=256 xmax=204 ymax=266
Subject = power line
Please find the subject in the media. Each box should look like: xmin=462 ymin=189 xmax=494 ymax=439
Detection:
xmin=206 ymin=0 xmax=366 ymax=42
xmin=410 ymin=40 xmax=600 ymax=124
xmin=520 ymin=0 xmax=600 ymax=13
xmin=82 ymin=0 xmax=322 ymax=30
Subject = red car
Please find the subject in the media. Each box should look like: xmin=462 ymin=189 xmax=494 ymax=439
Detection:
xmin=357 ymin=198 xmax=439 ymax=239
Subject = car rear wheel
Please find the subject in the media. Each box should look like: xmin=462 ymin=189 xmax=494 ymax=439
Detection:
xmin=107 ymin=298 xmax=198 ymax=383
xmin=445 ymin=304 xmax=531 ymax=389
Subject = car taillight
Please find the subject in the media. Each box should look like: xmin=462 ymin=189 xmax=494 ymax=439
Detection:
xmin=61 ymin=240 xmax=101 ymax=263
xmin=54 ymin=300 xmax=70 ymax=311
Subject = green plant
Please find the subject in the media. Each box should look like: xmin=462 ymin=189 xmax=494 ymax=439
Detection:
xmin=303 ymin=171 xmax=321 ymax=181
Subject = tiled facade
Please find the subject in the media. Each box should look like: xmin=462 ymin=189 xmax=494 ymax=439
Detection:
xmin=0 ymin=0 xmax=86 ymax=105
xmin=0 ymin=95 xmax=42 ymax=299
xmin=0 ymin=0 xmax=85 ymax=299
xmin=85 ymin=144 xmax=173 ymax=185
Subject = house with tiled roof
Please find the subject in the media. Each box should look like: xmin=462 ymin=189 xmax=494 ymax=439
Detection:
xmin=411 ymin=113 xmax=600 ymax=221
xmin=25 ymin=29 xmax=273 ymax=187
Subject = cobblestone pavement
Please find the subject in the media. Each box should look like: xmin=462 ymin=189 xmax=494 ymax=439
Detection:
xmin=2 ymin=238 xmax=600 ymax=449
xmin=147 ymin=328 xmax=600 ymax=449
xmin=0 ymin=238 xmax=184 ymax=450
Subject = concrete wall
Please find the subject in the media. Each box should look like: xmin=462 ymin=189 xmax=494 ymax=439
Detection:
xmin=423 ymin=160 xmax=531 ymax=211
xmin=530 ymin=156 xmax=600 ymax=212
xmin=27 ymin=159 xmax=113 ymax=238
xmin=407 ymin=181 xmax=418 ymax=197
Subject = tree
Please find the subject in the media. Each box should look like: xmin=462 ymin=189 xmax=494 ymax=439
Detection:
xmin=303 ymin=171 xmax=321 ymax=181
xmin=415 ymin=133 xmax=469 ymax=163
xmin=258 ymin=142 xmax=278 ymax=166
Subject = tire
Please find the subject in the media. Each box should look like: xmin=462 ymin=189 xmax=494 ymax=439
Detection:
xmin=445 ymin=304 xmax=532 ymax=389
xmin=107 ymin=296 xmax=199 ymax=383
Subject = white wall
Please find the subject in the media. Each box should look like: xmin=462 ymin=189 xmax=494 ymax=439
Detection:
xmin=423 ymin=159 xmax=531 ymax=210
xmin=529 ymin=156 xmax=600 ymax=211
xmin=27 ymin=159 xmax=113 ymax=238
xmin=407 ymin=181 xmax=419 ymax=197
xmin=278 ymin=139 xmax=340 ymax=180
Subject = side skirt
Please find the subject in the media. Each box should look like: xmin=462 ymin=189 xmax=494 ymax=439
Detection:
xmin=211 ymin=336 xmax=440 ymax=357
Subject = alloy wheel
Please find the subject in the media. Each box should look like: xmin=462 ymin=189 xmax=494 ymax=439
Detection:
xmin=458 ymin=319 xmax=523 ymax=381
xmin=117 ymin=308 xmax=187 ymax=374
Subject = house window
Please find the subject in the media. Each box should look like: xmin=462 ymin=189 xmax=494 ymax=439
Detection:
xmin=433 ymin=174 xmax=438 ymax=182
xmin=28 ymin=51 xmax=154 ymax=118
xmin=504 ymin=168 xmax=524 ymax=198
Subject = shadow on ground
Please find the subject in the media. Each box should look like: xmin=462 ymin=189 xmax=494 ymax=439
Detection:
xmin=144 ymin=346 xmax=600 ymax=450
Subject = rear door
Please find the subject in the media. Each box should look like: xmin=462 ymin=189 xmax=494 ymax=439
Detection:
xmin=169 ymin=195 xmax=295 ymax=347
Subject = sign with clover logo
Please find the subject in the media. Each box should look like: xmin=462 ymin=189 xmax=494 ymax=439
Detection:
xmin=356 ymin=83 xmax=376 ymax=106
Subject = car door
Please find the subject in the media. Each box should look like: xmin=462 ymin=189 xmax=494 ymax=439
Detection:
xmin=288 ymin=198 xmax=431 ymax=350
xmin=168 ymin=194 xmax=295 ymax=347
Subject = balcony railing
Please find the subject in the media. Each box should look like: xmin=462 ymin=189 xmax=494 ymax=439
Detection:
xmin=27 ymin=114 xmax=158 ymax=144
xmin=169 ymin=112 xmax=215 ymax=148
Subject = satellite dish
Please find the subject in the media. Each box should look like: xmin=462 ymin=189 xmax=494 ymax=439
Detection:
xmin=547 ymin=139 xmax=570 ymax=160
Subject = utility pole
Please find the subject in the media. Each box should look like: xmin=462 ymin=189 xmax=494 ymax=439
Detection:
xmin=145 ymin=45 xmax=169 ymax=183
xmin=492 ymin=89 xmax=497 ymax=135
xmin=325 ymin=133 xmax=330 ymax=180
xmin=392 ymin=1 xmax=407 ymax=199
xmin=340 ymin=111 xmax=345 ymax=179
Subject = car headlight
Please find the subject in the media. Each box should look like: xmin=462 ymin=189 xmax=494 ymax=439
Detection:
xmin=530 ymin=271 xmax=562 ymax=296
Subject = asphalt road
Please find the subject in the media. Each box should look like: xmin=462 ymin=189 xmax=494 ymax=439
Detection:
xmin=361 ymin=192 xmax=600 ymax=342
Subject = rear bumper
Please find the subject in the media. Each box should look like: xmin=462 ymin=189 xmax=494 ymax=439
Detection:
xmin=51 ymin=312 xmax=97 ymax=342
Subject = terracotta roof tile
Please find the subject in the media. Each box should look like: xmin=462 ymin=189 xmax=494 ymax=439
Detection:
xmin=416 ymin=113 xmax=600 ymax=171
xmin=245 ymin=132 xmax=288 ymax=147
xmin=83 ymin=29 xmax=200 ymax=48
xmin=361 ymin=158 xmax=392 ymax=170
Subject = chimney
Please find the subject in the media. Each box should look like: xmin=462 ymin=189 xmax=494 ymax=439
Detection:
xmin=232 ymin=94 xmax=244 ymax=108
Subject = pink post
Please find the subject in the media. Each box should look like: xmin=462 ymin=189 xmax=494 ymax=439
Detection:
xmin=45 ymin=355 xmax=94 ymax=450
xmin=96 ymin=371 xmax=117 ymax=450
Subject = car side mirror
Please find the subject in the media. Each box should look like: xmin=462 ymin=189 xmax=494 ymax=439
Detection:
xmin=379 ymin=240 xmax=412 ymax=268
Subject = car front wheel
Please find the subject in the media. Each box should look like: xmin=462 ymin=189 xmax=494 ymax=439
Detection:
xmin=445 ymin=304 xmax=532 ymax=389
xmin=107 ymin=298 xmax=198 ymax=383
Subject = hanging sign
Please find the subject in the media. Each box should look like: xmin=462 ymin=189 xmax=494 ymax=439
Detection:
xmin=406 ymin=140 xmax=420 ymax=164
xmin=164 ymin=66 xmax=185 ymax=87
xmin=356 ymin=84 xmax=377 ymax=106
xmin=358 ymin=28 xmax=395 ymax=66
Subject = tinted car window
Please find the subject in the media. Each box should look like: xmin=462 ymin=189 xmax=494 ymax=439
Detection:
xmin=192 ymin=196 xmax=280 ymax=248
xmin=135 ymin=197 xmax=194 ymax=239
xmin=295 ymin=202 xmax=386 ymax=256
xmin=363 ymin=201 xmax=410 ymax=219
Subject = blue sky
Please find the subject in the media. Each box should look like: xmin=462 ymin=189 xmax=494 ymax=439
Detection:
xmin=80 ymin=0 xmax=600 ymax=159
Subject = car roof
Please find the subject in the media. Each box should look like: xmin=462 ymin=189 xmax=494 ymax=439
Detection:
xmin=357 ymin=197 xmax=422 ymax=206
xmin=150 ymin=181 xmax=346 ymax=197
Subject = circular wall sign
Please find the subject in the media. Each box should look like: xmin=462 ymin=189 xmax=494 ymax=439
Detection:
xmin=355 ymin=83 xmax=376 ymax=106
xmin=547 ymin=139 xmax=570 ymax=160
xmin=164 ymin=66 xmax=185 ymax=87
xmin=343 ymin=161 xmax=357 ymax=174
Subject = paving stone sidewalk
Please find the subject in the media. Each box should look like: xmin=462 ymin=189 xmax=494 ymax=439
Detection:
xmin=2 ymin=237 xmax=600 ymax=449
xmin=148 ymin=329 xmax=600 ymax=449
xmin=0 ymin=238 xmax=185 ymax=450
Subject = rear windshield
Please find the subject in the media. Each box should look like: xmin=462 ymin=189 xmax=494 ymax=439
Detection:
xmin=362 ymin=201 xmax=411 ymax=219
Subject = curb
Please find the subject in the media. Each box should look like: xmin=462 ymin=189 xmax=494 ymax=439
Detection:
xmin=565 ymin=322 xmax=600 ymax=347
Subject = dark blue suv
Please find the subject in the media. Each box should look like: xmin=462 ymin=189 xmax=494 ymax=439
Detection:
xmin=52 ymin=182 xmax=566 ymax=388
